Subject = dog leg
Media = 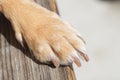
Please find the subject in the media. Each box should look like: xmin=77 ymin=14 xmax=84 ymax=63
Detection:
xmin=0 ymin=0 xmax=89 ymax=67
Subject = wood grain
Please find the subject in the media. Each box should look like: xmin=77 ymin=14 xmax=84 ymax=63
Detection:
xmin=0 ymin=0 xmax=76 ymax=80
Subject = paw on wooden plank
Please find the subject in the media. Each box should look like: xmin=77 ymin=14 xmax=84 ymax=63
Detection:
xmin=0 ymin=0 xmax=89 ymax=67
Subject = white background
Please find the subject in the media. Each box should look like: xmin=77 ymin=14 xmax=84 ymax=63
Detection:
xmin=56 ymin=0 xmax=120 ymax=80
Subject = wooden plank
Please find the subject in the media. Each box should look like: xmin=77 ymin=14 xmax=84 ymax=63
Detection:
xmin=0 ymin=0 xmax=76 ymax=80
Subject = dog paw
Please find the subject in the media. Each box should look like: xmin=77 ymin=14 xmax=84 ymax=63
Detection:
xmin=4 ymin=2 xmax=89 ymax=67
xmin=17 ymin=16 xmax=89 ymax=67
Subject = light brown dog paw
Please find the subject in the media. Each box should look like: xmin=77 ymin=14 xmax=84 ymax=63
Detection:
xmin=1 ymin=1 xmax=89 ymax=67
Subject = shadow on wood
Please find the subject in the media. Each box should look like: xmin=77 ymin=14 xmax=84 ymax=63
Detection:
xmin=0 ymin=0 xmax=76 ymax=80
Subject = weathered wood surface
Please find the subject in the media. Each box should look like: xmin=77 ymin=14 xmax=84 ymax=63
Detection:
xmin=0 ymin=0 xmax=76 ymax=80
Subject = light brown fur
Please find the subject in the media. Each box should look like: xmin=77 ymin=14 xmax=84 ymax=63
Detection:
xmin=0 ymin=0 xmax=89 ymax=67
